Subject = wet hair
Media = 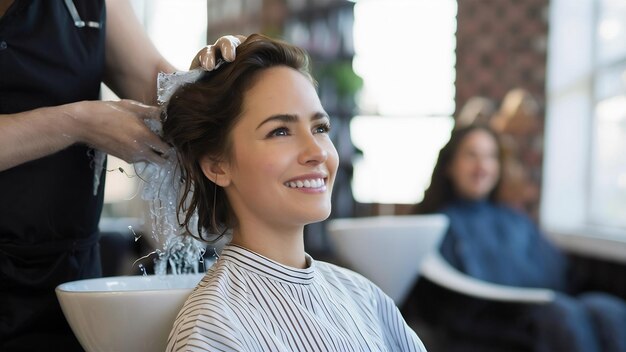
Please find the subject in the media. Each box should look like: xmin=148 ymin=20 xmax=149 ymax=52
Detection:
xmin=162 ymin=34 xmax=313 ymax=241
xmin=414 ymin=124 xmax=504 ymax=214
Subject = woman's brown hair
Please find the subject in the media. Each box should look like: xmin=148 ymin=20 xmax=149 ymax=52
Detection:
xmin=414 ymin=124 xmax=504 ymax=214
xmin=162 ymin=34 xmax=313 ymax=242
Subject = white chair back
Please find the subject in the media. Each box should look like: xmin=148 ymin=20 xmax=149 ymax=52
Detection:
xmin=326 ymin=214 xmax=448 ymax=306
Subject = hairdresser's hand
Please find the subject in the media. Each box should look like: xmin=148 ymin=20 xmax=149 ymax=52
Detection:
xmin=190 ymin=34 xmax=247 ymax=70
xmin=71 ymin=100 xmax=169 ymax=164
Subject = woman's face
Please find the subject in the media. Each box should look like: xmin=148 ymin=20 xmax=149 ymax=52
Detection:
xmin=448 ymin=129 xmax=500 ymax=200
xmin=218 ymin=66 xmax=338 ymax=231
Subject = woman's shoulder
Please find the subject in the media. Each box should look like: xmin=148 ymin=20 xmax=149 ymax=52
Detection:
xmin=188 ymin=257 xmax=246 ymax=302
xmin=492 ymin=202 xmax=536 ymax=224
xmin=442 ymin=199 xmax=528 ymax=218
xmin=168 ymin=262 xmax=247 ymax=351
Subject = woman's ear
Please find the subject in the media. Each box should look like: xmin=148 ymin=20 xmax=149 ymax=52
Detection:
xmin=199 ymin=155 xmax=231 ymax=187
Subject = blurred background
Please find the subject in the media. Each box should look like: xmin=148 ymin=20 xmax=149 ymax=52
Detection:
xmin=98 ymin=0 xmax=626 ymax=330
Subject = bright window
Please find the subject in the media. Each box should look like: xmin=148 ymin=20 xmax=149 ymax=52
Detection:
xmin=351 ymin=0 xmax=457 ymax=205
xmin=543 ymin=0 xmax=626 ymax=241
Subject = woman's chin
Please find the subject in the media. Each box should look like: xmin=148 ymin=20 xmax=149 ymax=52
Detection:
xmin=459 ymin=191 xmax=490 ymax=201
xmin=301 ymin=208 xmax=332 ymax=225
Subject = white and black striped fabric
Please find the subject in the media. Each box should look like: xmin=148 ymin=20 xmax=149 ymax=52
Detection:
xmin=166 ymin=244 xmax=426 ymax=352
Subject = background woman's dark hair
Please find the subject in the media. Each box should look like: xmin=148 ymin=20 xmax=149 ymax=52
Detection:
xmin=162 ymin=34 xmax=313 ymax=242
xmin=414 ymin=124 xmax=503 ymax=214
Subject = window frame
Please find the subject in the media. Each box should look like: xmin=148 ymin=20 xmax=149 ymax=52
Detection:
xmin=542 ymin=0 xmax=626 ymax=263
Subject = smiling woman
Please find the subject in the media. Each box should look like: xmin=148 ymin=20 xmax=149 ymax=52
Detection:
xmin=161 ymin=34 xmax=426 ymax=352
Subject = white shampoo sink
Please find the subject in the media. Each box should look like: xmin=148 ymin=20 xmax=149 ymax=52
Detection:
xmin=56 ymin=273 xmax=203 ymax=352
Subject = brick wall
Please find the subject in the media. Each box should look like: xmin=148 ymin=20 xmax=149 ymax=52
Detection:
xmin=456 ymin=0 xmax=549 ymax=110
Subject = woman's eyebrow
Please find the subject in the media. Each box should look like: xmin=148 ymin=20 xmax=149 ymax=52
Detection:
xmin=311 ymin=112 xmax=330 ymax=121
xmin=256 ymin=112 xmax=329 ymax=130
xmin=256 ymin=114 xmax=298 ymax=130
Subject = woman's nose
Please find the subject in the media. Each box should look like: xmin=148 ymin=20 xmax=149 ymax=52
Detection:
xmin=298 ymin=134 xmax=328 ymax=165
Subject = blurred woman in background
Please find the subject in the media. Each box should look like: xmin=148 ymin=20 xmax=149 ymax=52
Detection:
xmin=414 ymin=124 xmax=626 ymax=352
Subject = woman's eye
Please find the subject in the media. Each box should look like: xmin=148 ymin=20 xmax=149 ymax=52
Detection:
xmin=267 ymin=127 xmax=290 ymax=138
xmin=314 ymin=123 xmax=331 ymax=134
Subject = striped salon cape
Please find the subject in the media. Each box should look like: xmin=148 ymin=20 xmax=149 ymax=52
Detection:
xmin=166 ymin=244 xmax=426 ymax=352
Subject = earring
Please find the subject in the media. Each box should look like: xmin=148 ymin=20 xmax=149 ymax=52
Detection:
xmin=210 ymin=174 xmax=229 ymax=242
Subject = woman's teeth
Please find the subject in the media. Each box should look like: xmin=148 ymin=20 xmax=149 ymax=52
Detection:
xmin=285 ymin=178 xmax=324 ymax=188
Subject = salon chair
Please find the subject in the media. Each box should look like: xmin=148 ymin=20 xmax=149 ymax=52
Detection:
xmin=325 ymin=214 xmax=449 ymax=306
xmin=327 ymin=214 xmax=559 ymax=351
xmin=408 ymin=247 xmax=556 ymax=352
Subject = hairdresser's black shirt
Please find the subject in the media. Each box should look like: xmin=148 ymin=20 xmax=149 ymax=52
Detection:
xmin=0 ymin=1 xmax=106 ymax=350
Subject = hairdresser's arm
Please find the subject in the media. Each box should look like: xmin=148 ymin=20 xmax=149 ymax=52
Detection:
xmin=103 ymin=0 xmax=175 ymax=104
xmin=0 ymin=101 xmax=169 ymax=171
xmin=0 ymin=0 xmax=171 ymax=171
xmin=0 ymin=1 xmax=245 ymax=171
